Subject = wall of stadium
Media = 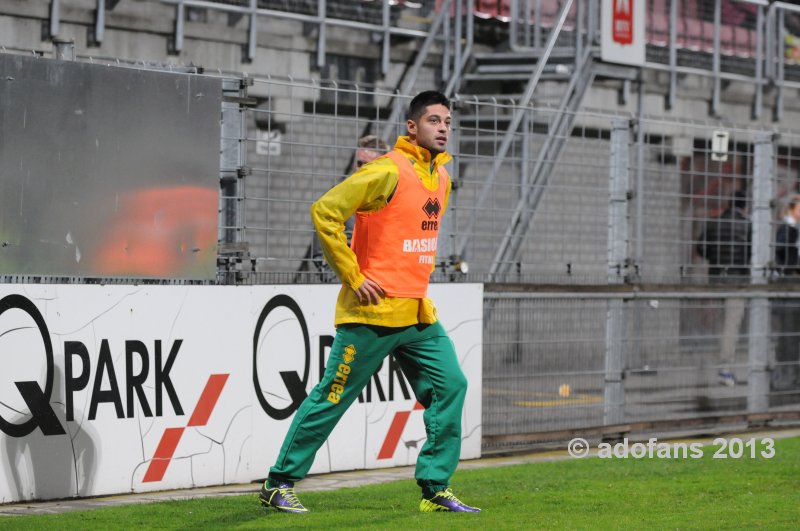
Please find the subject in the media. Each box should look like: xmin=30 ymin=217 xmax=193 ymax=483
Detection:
xmin=0 ymin=284 xmax=482 ymax=503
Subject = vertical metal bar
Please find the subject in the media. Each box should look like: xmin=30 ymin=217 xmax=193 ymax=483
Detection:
xmin=608 ymin=120 xmax=631 ymax=283
xmin=464 ymin=0 xmax=474 ymax=86
xmin=753 ymin=5 xmax=764 ymax=119
xmin=382 ymin=0 xmax=391 ymax=75
xmin=53 ymin=39 xmax=75 ymax=61
xmin=175 ymin=0 xmax=185 ymax=53
xmin=534 ymin=0 xmax=542 ymax=50
xmin=382 ymin=0 xmax=451 ymax=140
xmin=775 ymin=9 xmax=784 ymax=121
xmin=634 ymin=74 xmax=644 ymax=276
xmin=521 ymin=108 xmax=531 ymax=188
xmin=576 ymin=0 xmax=584 ymax=71
xmin=442 ymin=4 xmax=451 ymax=82
xmin=524 ymin=0 xmax=532 ymax=48
xmin=511 ymin=0 xmax=519 ymax=49
xmin=667 ymin=0 xmax=677 ymax=110
xmin=765 ymin=4 xmax=775 ymax=80
xmin=444 ymin=0 xmax=474 ymax=97
xmin=711 ymin=0 xmax=721 ymax=116
xmin=454 ymin=0 xmax=462 ymax=89
xmin=247 ymin=0 xmax=257 ymax=62
xmin=50 ymin=0 xmax=60 ymax=39
xmin=605 ymin=119 xmax=631 ymax=426
xmin=587 ymin=0 xmax=598 ymax=44
xmin=748 ymin=132 xmax=774 ymax=413
xmin=220 ymin=78 xmax=246 ymax=248
xmin=317 ymin=0 xmax=326 ymax=69
xmin=95 ymin=0 xmax=106 ymax=44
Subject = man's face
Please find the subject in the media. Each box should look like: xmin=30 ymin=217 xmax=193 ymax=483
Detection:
xmin=407 ymin=103 xmax=451 ymax=157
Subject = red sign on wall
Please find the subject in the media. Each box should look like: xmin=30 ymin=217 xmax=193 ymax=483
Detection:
xmin=612 ymin=0 xmax=633 ymax=45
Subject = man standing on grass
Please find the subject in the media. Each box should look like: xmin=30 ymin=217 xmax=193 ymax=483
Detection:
xmin=259 ymin=90 xmax=480 ymax=514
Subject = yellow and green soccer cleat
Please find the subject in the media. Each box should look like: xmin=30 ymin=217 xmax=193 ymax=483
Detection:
xmin=259 ymin=481 xmax=309 ymax=513
xmin=419 ymin=488 xmax=481 ymax=513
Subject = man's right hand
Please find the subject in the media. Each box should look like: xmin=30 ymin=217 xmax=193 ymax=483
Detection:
xmin=354 ymin=277 xmax=385 ymax=305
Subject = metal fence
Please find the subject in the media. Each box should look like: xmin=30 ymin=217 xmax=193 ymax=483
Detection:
xmin=229 ymin=76 xmax=800 ymax=285
xmin=5 ymin=3 xmax=800 ymax=447
xmin=222 ymin=75 xmax=800 ymax=450
xmin=482 ymin=291 xmax=800 ymax=451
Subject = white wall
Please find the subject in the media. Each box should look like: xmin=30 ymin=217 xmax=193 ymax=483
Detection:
xmin=0 ymin=283 xmax=482 ymax=502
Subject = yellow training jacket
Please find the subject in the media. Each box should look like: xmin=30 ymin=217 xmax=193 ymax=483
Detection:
xmin=310 ymin=135 xmax=453 ymax=327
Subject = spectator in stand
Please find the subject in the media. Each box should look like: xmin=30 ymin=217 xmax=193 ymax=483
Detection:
xmin=353 ymin=134 xmax=390 ymax=172
xmin=696 ymin=189 xmax=751 ymax=387
xmin=775 ymin=193 xmax=800 ymax=274
xmin=772 ymin=194 xmax=800 ymax=395
xmin=721 ymin=0 xmax=758 ymax=30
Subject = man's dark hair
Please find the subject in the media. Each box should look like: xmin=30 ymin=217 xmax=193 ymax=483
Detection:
xmin=406 ymin=90 xmax=450 ymax=121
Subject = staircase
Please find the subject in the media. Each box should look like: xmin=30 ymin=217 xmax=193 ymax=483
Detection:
xmin=442 ymin=0 xmax=597 ymax=281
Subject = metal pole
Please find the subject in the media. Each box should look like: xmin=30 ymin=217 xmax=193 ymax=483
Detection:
xmin=748 ymin=132 xmax=773 ymax=413
xmin=605 ymin=119 xmax=631 ymax=426
xmin=53 ymin=39 xmax=75 ymax=61
xmin=444 ymin=0 xmax=474 ymax=97
xmin=667 ymin=0 xmax=677 ymax=110
xmin=175 ymin=0 xmax=185 ymax=53
xmin=524 ymin=0 xmax=532 ymax=48
xmin=753 ymin=5 xmax=764 ymax=120
xmin=382 ymin=0 xmax=391 ymax=75
xmin=317 ymin=0 xmax=326 ymax=69
xmin=576 ymin=0 xmax=583 ymax=72
xmin=634 ymin=73 xmax=645 ymax=277
xmin=510 ymin=0 xmax=519 ymax=49
xmin=442 ymin=2 xmax=451 ymax=82
xmin=50 ymin=0 xmax=60 ymax=39
xmin=95 ymin=0 xmax=106 ymax=44
xmin=247 ymin=0 xmax=257 ymax=62
xmin=775 ymin=9 xmax=784 ymax=121
xmin=711 ymin=0 xmax=721 ymax=116
xmin=454 ymin=0 xmax=462 ymax=90
xmin=381 ymin=0 xmax=452 ymax=141
xmin=587 ymin=0 xmax=598 ymax=45
xmin=220 ymin=78 xmax=248 ymax=247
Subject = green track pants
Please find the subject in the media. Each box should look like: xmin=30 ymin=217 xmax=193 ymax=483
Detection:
xmin=268 ymin=321 xmax=467 ymax=494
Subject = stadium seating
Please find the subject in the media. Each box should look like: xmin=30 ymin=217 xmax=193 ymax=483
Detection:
xmin=436 ymin=0 xmax=759 ymax=59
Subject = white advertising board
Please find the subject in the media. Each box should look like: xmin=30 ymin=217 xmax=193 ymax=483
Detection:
xmin=601 ymin=0 xmax=646 ymax=66
xmin=0 ymin=284 xmax=482 ymax=503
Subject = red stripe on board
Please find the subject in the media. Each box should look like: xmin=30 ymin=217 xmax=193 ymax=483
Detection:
xmin=413 ymin=401 xmax=424 ymax=411
xmin=142 ymin=427 xmax=185 ymax=482
xmin=187 ymin=374 xmax=229 ymax=427
xmin=377 ymin=411 xmax=411 ymax=460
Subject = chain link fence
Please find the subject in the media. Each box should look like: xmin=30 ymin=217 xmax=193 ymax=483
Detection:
xmin=223 ymin=75 xmax=800 ymax=450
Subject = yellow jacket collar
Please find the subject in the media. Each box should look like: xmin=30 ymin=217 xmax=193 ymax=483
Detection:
xmin=393 ymin=135 xmax=452 ymax=167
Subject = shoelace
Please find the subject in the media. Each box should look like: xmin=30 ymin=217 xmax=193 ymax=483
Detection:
xmin=278 ymin=487 xmax=304 ymax=509
xmin=439 ymin=489 xmax=463 ymax=503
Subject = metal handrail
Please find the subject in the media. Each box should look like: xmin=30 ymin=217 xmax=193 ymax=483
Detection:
xmin=380 ymin=0 xmax=452 ymax=142
xmin=487 ymin=44 xmax=595 ymax=281
xmin=455 ymin=0 xmax=575 ymax=260
xmin=444 ymin=0 xmax=475 ymax=98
